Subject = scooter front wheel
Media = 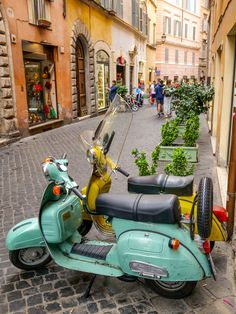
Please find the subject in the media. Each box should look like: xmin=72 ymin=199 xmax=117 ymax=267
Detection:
xmin=146 ymin=279 xmax=197 ymax=299
xmin=78 ymin=220 xmax=93 ymax=236
xmin=9 ymin=247 xmax=52 ymax=270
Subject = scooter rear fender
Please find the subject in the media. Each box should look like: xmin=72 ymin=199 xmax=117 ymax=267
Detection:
xmin=5 ymin=218 xmax=44 ymax=250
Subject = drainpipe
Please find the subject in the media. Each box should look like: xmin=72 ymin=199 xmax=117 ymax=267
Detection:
xmin=226 ymin=107 xmax=236 ymax=239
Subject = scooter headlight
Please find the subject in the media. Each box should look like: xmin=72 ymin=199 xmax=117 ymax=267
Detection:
xmin=86 ymin=149 xmax=97 ymax=165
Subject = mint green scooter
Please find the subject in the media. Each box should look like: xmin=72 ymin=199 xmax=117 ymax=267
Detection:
xmin=6 ymin=96 xmax=215 ymax=299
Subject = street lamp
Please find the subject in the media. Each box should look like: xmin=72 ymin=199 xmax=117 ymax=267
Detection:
xmin=156 ymin=33 xmax=166 ymax=45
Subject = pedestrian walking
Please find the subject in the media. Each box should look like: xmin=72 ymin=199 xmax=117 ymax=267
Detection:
xmin=163 ymin=79 xmax=173 ymax=117
xmin=109 ymin=80 xmax=118 ymax=102
xmin=155 ymin=80 xmax=164 ymax=117
xmin=149 ymin=80 xmax=156 ymax=105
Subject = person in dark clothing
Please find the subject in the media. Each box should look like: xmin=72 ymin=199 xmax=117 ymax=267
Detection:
xmin=109 ymin=80 xmax=118 ymax=102
xmin=155 ymin=80 xmax=164 ymax=117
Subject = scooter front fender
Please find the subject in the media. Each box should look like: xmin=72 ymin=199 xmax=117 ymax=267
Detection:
xmin=6 ymin=218 xmax=45 ymax=250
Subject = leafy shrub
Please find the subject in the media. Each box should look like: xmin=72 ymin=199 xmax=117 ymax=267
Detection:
xmin=117 ymin=85 xmax=128 ymax=98
xmin=161 ymin=119 xmax=178 ymax=146
xmin=164 ymin=148 xmax=195 ymax=176
xmin=183 ymin=116 xmax=200 ymax=147
xmin=131 ymin=145 xmax=160 ymax=176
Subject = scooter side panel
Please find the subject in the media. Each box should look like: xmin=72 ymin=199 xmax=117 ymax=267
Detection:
xmin=112 ymin=218 xmax=212 ymax=280
xmin=5 ymin=218 xmax=44 ymax=250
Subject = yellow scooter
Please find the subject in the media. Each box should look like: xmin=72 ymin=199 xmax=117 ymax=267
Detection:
xmin=77 ymin=97 xmax=227 ymax=249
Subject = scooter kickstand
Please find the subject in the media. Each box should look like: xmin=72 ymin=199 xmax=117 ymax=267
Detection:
xmin=83 ymin=274 xmax=96 ymax=298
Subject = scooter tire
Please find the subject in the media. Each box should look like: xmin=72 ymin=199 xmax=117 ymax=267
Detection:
xmin=197 ymin=177 xmax=213 ymax=239
xmin=145 ymin=279 xmax=197 ymax=299
xmin=9 ymin=247 xmax=52 ymax=270
xmin=77 ymin=219 xmax=93 ymax=236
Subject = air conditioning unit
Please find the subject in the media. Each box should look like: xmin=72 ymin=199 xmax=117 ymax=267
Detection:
xmin=38 ymin=19 xmax=51 ymax=28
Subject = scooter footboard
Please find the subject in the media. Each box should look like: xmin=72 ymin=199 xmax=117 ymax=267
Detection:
xmin=6 ymin=218 xmax=45 ymax=250
xmin=117 ymin=229 xmax=210 ymax=281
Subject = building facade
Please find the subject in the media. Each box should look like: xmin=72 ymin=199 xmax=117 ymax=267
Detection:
xmin=199 ymin=0 xmax=210 ymax=81
xmin=209 ymin=0 xmax=236 ymax=171
xmin=156 ymin=0 xmax=201 ymax=82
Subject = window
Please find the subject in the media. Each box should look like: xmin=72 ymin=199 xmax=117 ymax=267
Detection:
xmin=185 ymin=23 xmax=188 ymax=38
xmin=165 ymin=48 xmax=169 ymax=64
xmin=183 ymin=0 xmax=190 ymax=11
xmin=184 ymin=51 xmax=188 ymax=64
xmin=174 ymin=20 xmax=181 ymax=37
xmin=174 ymin=75 xmax=179 ymax=82
xmin=164 ymin=76 xmax=169 ymax=81
xmin=193 ymin=0 xmax=197 ymax=13
xmin=132 ymin=0 xmax=139 ymax=28
xmin=164 ymin=16 xmax=171 ymax=35
xmin=192 ymin=52 xmax=195 ymax=65
xmin=153 ymin=23 xmax=156 ymax=45
xmin=193 ymin=26 xmax=196 ymax=40
xmin=28 ymin=0 xmax=51 ymax=25
xmin=101 ymin=0 xmax=123 ymax=17
xmin=139 ymin=2 xmax=148 ymax=35
xmin=203 ymin=15 xmax=208 ymax=33
xmin=175 ymin=50 xmax=179 ymax=64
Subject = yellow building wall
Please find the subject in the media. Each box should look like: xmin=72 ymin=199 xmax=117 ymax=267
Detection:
xmin=211 ymin=0 xmax=236 ymax=166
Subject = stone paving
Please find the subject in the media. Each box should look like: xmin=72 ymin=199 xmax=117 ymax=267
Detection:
xmin=0 ymin=104 xmax=235 ymax=313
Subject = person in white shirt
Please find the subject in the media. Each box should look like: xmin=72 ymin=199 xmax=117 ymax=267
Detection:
xmin=150 ymin=80 xmax=156 ymax=105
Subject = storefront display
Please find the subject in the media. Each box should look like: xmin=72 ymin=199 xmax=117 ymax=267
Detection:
xmin=96 ymin=50 xmax=109 ymax=110
xmin=23 ymin=42 xmax=58 ymax=126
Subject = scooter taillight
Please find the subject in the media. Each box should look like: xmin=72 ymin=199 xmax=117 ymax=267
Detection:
xmin=194 ymin=236 xmax=211 ymax=254
xmin=213 ymin=205 xmax=228 ymax=222
xmin=202 ymin=240 xmax=211 ymax=254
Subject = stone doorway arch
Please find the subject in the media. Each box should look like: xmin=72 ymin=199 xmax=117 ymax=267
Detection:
xmin=71 ymin=19 xmax=96 ymax=118
xmin=0 ymin=5 xmax=19 ymax=142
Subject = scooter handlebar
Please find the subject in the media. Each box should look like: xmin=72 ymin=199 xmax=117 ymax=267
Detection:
xmin=71 ymin=187 xmax=85 ymax=200
xmin=116 ymin=167 xmax=130 ymax=177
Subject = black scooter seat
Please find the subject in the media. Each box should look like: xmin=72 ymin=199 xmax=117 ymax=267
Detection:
xmin=128 ymin=174 xmax=194 ymax=196
xmin=96 ymin=193 xmax=181 ymax=224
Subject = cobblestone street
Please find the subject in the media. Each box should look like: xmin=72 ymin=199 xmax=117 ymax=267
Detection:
xmin=0 ymin=105 xmax=235 ymax=314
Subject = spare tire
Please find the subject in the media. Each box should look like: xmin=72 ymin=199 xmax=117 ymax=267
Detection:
xmin=197 ymin=177 xmax=213 ymax=239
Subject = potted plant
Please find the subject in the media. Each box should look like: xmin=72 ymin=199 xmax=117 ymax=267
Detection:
xmin=164 ymin=147 xmax=195 ymax=176
xmin=131 ymin=145 xmax=160 ymax=176
xmin=159 ymin=116 xmax=200 ymax=162
xmin=117 ymin=85 xmax=128 ymax=98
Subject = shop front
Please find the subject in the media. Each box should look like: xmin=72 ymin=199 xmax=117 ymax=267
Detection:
xmin=96 ymin=50 xmax=109 ymax=110
xmin=23 ymin=41 xmax=58 ymax=127
xmin=116 ymin=57 xmax=126 ymax=85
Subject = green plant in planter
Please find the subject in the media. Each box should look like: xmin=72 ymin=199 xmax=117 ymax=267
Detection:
xmin=161 ymin=119 xmax=179 ymax=146
xmin=131 ymin=145 xmax=160 ymax=176
xmin=117 ymin=85 xmax=128 ymax=98
xmin=164 ymin=147 xmax=195 ymax=176
xmin=183 ymin=115 xmax=200 ymax=147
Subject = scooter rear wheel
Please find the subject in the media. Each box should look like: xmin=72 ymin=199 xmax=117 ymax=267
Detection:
xmin=197 ymin=177 xmax=213 ymax=239
xmin=9 ymin=247 xmax=52 ymax=270
xmin=146 ymin=279 xmax=197 ymax=299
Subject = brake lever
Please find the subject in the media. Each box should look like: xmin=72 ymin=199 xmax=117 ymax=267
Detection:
xmin=112 ymin=169 xmax=118 ymax=180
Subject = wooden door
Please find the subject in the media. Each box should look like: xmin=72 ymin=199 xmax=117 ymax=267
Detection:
xmin=76 ymin=39 xmax=87 ymax=117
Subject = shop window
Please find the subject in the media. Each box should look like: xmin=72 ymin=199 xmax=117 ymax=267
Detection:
xmin=96 ymin=50 xmax=109 ymax=110
xmin=28 ymin=0 xmax=51 ymax=27
xmin=23 ymin=42 xmax=57 ymax=126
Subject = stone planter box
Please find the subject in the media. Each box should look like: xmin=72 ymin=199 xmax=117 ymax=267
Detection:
xmin=159 ymin=143 xmax=198 ymax=163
